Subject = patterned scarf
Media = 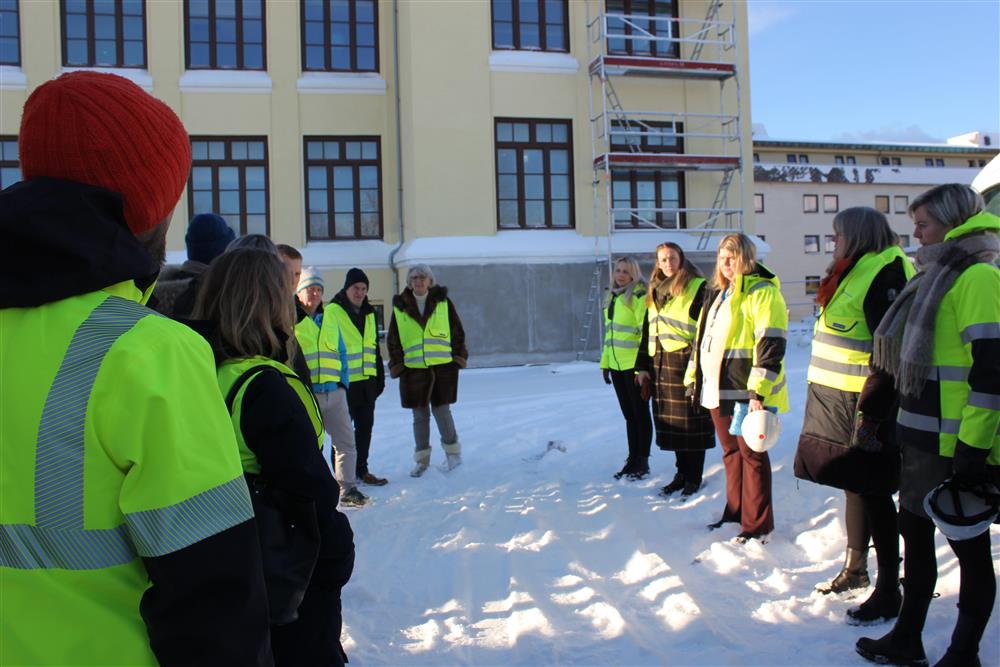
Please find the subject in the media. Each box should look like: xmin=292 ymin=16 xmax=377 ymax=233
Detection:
xmin=873 ymin=231 xmax=1000 ymax=397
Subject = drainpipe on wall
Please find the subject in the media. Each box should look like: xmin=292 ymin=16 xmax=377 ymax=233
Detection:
xmin=387 ymin=0 xmax=405 ymax=296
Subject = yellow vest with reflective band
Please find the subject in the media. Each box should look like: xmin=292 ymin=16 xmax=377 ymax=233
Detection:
xmin=808 ymin=246 xmax=915 ymax=393
xmin=394 ymin=300 xmax=453 ymax=368
xmin=896 ymin=212 xmax=1000 ymax=463
xmin=1 ymin=281 xmax=252 ymax=666
xmin=648 ymin=277 xmax=704 ymax=356
xmin=294 ymin=310 xmax=343 ymax=385
xmin=330 ymin=303 xmax=378 ymax=382
xmin=217 ymin=356 xmax=325 ymax=475
xmin=601 ymin=282 xmax=647 ymax=371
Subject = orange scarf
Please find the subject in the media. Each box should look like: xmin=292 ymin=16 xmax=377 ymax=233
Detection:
xmin=815 ymin=258 xmax=853 ymax=308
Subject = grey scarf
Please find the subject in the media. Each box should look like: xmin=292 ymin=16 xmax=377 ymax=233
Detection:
xmin=873 ymin=231 xmax=1000 ymax=397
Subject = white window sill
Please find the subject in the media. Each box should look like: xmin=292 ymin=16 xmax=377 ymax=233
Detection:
xmin=489 ymin=50 xmax=579 ymax=75
xmin=0 ymin=65 xmax=27 ymax=90
xmin=179 ymin=69 xmax=272 ymax=94
xmin=60 ymin=66 xmax=152 ymax=91
xmin=297 ymin=71 xmax=386 ymax=95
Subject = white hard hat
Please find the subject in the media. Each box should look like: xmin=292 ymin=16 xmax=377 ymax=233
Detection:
xmin=741 ymin=409 xmax=781 ymax=453
xmin=923 ymin=479 xmax=1000 ymax=541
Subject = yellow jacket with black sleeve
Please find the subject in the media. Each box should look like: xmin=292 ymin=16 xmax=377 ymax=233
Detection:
xmin=686 ymin=264 xmax=789 ymax=414
xmin=0 ymin=179 xmax=272 ymax=667
xmin=601 ymin=281 xmax=649 ymax=372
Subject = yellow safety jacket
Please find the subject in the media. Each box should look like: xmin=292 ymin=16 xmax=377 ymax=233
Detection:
xmin=329 ymin=304 xmax=378 ymax=382
xmin=601 ymin=282 xmax=647 ymax=371
xmin=897 ymin=212 xmax=1000 ymax=463
xmin=394 ymin=301 xmax=453 ymax=368
xmin=217 ymin=356 xmax=325 ymax=475
xmin=1 ymin=281 xmax=252 ymax=666
xmin=295 ymin=308 xmax=344 ymax=387
xmin=648 ymin=277 xmax=705 ymax=355
xmin=809 ymin=246 xmax=915 ymax=393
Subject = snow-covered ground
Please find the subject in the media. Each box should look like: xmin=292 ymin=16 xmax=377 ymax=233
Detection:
xmin=337 ymin=330 xmax=1000 ymax=666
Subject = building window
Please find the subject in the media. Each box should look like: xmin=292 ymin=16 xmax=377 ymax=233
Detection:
xmin=1 ymin=136 xmax=20 ymax=189
xmin=606 ymin=0 xmax=678 ymax=58
xmin=304 ymin=136 xmax=382 ymax=240
xmin=185 ymin=0 xmax=265 ymax=70
xmin=786 ymin=154 xmax=797 ymax=164
xmin=758 ymin=234 xmax=765 ymax=242
xmin=0 ymin=0 xmax=20 ymax=65
xmin=302 ymin=0 xmax=378 ymax=72
xmin=875 ymin=195 xmax=890 ymax=214
xmin=899 ymin=234 xmax=910 ymax=247
xmin=370 ymin=302 xmax=385 ymax=333
xmin=894 ymin=195 xmax=908 ymax=213
xmin=879 ymin=157 xmax=889 ymax=166
xmin=805 ymin=275 xmax=820 ymax=295
xmin=798 ymin=154 xmax=809 ymax=164
xmin=846 ymin=156 xmax=856 ymax=165
xmin=891 ymin=157 xmax=901 ymax=166
xmin=753 ymin=193 xmax=764 ymax=213
xmin=980 ymin=159 xmax=988 ymax=167
xmin=61 ymin=0 xmax=146 ymax=68
xmin=610 ymin=120 xmax=682 ymax=153
xmin=753 ymin=152 xmax=760 ymax=163
xmin=492 ymin=0 xmax=568 ymax=52
xmin=804 ymin=235 xmax=820 ymax=254
xmin=935 ymin=158 xmax=944 ymax=167
xmin=611 ymin=171 xmax=683 ymax=229
xmin=834 ymin=155 xmax=844 ymax=165
xmin=969 ymin=160 xmax=977 ymax=167
xmin=803 ymin=194 xmax=818 ymax=213
xmin=925 ymin=158 xmax=934 ymax=167
xmin=495 ymin=118 xmax=574 ymax=229
xmin=823 ymin=194 xmax=839 ymax=213
xmin=824 ymin=234 xmax=836 ymax=254
xmin=188 ymin=137 xmax=269 ymax=236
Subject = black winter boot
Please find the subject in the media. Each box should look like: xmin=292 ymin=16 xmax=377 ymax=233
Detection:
xmin=847 ymin=583 xmax=902 ymax=625
xmin=932 ymin=608 xmax=989 ymax=667
xmin=626 ymin=458 xmax=650 ymax=481
xmin=660 ymin=473 xmax=685 ymax=497
xmin=613 ymin=459 xmax=635 ymax=480
xmin=856 ymin=582 xmax=932 ymax=666
xmin=817 ymin=547 xmax=870 ymax=594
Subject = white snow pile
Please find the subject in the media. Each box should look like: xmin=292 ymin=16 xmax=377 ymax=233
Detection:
xmin=337 ymin=334 xmax=1000 ymax=666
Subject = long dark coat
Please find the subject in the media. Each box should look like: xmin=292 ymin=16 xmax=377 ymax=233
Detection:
xmin=387 ymin=285 xmax=468 ymax=409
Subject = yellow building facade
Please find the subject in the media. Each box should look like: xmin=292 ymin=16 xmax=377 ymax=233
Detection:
xmin=1 ymin=0 xmax=751 ymax=363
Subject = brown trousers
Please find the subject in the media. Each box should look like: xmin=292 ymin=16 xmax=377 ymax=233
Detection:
xmin=710 ymin=408 xmax=774 ymax=535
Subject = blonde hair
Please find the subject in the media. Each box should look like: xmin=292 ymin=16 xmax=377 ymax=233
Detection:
xmin=193 ymin=248 xmax=297 ymax=363
xmin=611 ymin=256 xmax=644 ymax=306
xmin=647 ymin=241 xmax=702 ymax=306
xmin=711 ymin=233 xmax=757 ymax=290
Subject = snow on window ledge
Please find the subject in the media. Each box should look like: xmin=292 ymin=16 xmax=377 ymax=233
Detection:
xmin=296 ymin=72 xmax=387 ymax=95
xmin=179 ymin=69 xmax=272 ymax=94
xmin=59 ymin=66 xmax=152 ymax=91
xmin=488 ymin=51 xmax=579 ymax=75
xmin=0 ymin=65 xmax=27 ymax=90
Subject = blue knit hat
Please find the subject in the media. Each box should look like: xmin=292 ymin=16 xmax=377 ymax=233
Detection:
xmin=186 ymin=213 xmax=235 ymax=264
xmin=297 ymin=267 xmax=325 ymax=294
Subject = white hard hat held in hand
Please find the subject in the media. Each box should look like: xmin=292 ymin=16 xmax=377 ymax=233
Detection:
xmin=741 ymin=409 xmax=781 ymax=453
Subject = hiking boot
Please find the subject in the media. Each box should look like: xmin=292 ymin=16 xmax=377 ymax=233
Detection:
xmin=847 ymin=585 xmax=902 ymax=626
xmin=856 ymin=629 xmax=928 ymax=666
xmin=446 ymin=452 xmax=462 ymax=471
xmin=625 ymin=459 xmax=649 ymax=480
xmin=410 ymin=462 xmax=429 ymax=478
xmin=659 ymin=474 xmax=685 ymax=497
xmin=340 ymin=487 xmax=369 ymax=507
xmin=360 ymin=472 xmax=388 ymax=486
xmin=613 ymin=459 xmax=635 ymax=480
xmin=817 ymin=548 xmax=870 ymax=595
xmin=680 ymin=480 xmax=702 ymax=496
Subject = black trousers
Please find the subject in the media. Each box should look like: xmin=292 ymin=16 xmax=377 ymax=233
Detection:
xmin=610 ymin=369 xmax=652 ymax=464
xmin=674 ymin=450 xmax=706 ymax=486
xmin=347 ymin=379 xmax=377 ymax=477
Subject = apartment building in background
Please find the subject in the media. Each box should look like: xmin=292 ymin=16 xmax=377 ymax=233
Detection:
xmin=0 ymin=0 xmax=752 ymax=363
xmin=752 ymin=131 xmax=998 ymax=320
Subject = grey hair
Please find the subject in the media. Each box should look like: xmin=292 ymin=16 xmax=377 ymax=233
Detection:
xmin=227 ymin=234 xmax=278 ymax=255
xmin=909 ymin=183 xmax=985 ymax=230
xmin=832 ymin=207 xmax=898 ymax=261
xmin=406 ymin=263 xmax=435 ymax=287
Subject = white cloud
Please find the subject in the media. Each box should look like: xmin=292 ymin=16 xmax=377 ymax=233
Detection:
xmin=747 ymin=1 xmax=800 ymax=37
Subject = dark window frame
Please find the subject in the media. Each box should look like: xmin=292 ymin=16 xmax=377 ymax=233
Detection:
xmin=301 ymin=0 xmax=380 ymax=72
xmin=611 ymin=169 xmax=686 ymax=230
xmin=824 ymin=234 xmax=836 ymax=254
xmin=184 ymin=0 xmax=266 ymax=71
xmin=1 ymin=135 xmax=21 ymax=189
xmin=834 ymin=155 xmax=844 ymax=165
xmin=605 ymin=0 xmax=678 ymax=58
xmin=822 ymin=193 xmax=838 ymax=213
xmin=875 ymin=194 xmax=890 ymax=214
xmin=899 ymin=234 xmax=910 ymax=247
xmin=804 ymin=235 xmax=820 ymax=254
xmin=60 ymin=0 xmax=147 ymax=68
xmin=798 ymin=154 xmax=809 ymax=164
xmin=786 ymin=154 xmax=797 ymax=164
xmin=803 ymin=194 xmax=818 ymax=213
xmin=609 ymin=119 xmax=683 ymax=154
xmin=303 ymin=135 xmax=384 ymax=241
xmin=894 ymin=195 xmax=909 ymax=213
xmin=753 ymin=192 xmax=764 ymax=213
xmin=0 ymin=0 xmax=21 ymax=66
xmin=805 ymin=275 xmax=820 ymax=295
xmin=494 ymin=117 xmax=575 ymax=230
xmin=490 ymin=0 xmax=569 ymax=53
xmin=187 ymin=136 xmax=271 ymax=236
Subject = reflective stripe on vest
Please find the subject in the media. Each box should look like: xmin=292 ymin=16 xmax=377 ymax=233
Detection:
xmin=294 ymin=312 xmax=343 ymax=385
xmin=331 ymin=304 xmax=378 ymax=382
xmin=394 ymin=301 xmax=453 ymax=368
xmin=648 ymin=277 xmax=703 ymax=356
xmin=603 ymin=283 xmax=646 ymax=371
xmin=1 ymin=297 xmax=252 ymax=570
xmin=808 ymin=246 xmax=913 ymax=393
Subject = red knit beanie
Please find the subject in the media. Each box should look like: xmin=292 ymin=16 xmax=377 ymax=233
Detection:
xmin=19 ymin=71 xmax=192 ymax=235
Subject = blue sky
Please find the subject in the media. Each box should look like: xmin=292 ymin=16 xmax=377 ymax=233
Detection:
xmin=747 ymin=0 xmax=1000 ymax=142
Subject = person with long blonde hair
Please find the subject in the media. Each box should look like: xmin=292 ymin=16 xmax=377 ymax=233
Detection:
xmin=685 ymin=233 xmax=789 ymax=542
xmin=601 ymin=256 xmax=653 ymax=480
xmin=640 ymin=242 xmax=714 ymax=496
